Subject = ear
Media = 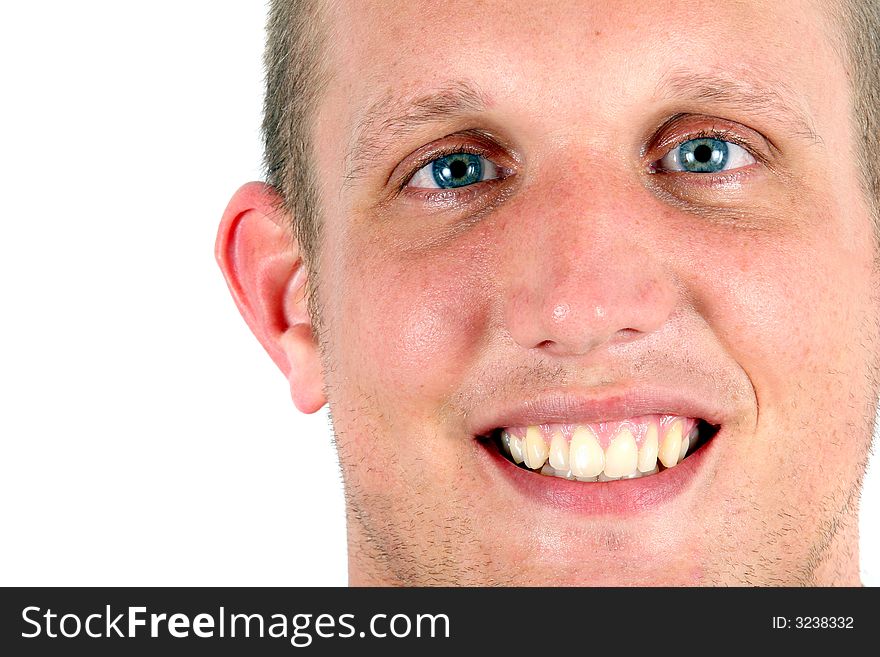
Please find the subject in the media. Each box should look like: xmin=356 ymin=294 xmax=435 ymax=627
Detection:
xmin=215 ymin=182 xmax=326 ymax=414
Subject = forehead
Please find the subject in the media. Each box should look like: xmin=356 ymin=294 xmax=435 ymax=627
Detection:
xmin=328 ymin=0 xmax=831 ymax=76
xmin=323 ymin=1 xmax=838 ymax=121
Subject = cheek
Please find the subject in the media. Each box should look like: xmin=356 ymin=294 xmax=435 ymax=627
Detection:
xmin=336 ymin=247 xmax=490 ymax=405
xmin=709 ymin=242 xmax=817 ymax=376
xmin=692 ymin=209 xmax=877 ymax=425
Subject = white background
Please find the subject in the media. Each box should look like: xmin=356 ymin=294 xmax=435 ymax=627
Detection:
xmin=0 ymin=1 xmax=877 ymax=586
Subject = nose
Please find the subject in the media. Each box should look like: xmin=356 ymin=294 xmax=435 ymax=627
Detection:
xmin=500 ymin=173 xmax=678 ymax=357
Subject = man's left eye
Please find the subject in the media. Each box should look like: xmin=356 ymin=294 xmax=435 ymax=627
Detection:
xmin=655 ymin=137 xmax=755 ymax=173
xmin=408 ymin=152 xmax=501 ymax=189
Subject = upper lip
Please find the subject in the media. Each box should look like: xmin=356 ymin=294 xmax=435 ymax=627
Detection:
xmin=468 ymin=385 xmax=728 ymax=437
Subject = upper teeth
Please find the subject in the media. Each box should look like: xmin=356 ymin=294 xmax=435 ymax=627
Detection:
xmin=499 ymin=416 xmax=701 ymax=481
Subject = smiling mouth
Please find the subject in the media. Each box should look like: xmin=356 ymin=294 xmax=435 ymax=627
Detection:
xmin=484 ymin=415 xmax=720 ymax=482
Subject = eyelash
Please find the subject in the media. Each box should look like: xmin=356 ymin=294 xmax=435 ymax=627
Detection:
xmin=649 ymin=126 xmax=766 ymax=171
xmin=396 ymin=122 xmax=766 ymax=197
xmin=398 ymin=140 xmax=507 ymax=194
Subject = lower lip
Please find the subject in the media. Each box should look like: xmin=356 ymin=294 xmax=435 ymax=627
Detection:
xmin=478 ymin=428 xmax=720 ymax=515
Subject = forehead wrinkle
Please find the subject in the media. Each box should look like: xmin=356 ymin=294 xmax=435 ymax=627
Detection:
xmin=342 ymin=79 xmax=490 ymax=190
xmin=654 ymin=68 xmax=825 ymax=149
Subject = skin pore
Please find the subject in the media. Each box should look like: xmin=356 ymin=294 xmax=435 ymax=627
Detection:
xmin=219 ymin=0 xmax=880 ymax=584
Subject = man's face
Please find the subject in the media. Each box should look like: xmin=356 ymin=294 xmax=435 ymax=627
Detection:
xmin=308 ymin=0 xmax=880 ymax=584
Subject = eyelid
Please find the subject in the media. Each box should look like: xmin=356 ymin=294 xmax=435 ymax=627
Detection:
xmin=401 ymin=145 xmax=494 ymax=191
xmin=408 ymin=154 xmax=502 ymax=190
xmin=391 ymin=130 xmax=515 ymax=193
xmin=654 ymin=139 xmax=756 ymax=174
xmin=646 ymin=114 xmax=774 ymax=170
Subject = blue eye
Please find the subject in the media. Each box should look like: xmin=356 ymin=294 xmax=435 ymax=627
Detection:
xmin=408 ymin=152 xmax=501 ymax=189
xmin=656 ymin=137 xmax=755 ymax=173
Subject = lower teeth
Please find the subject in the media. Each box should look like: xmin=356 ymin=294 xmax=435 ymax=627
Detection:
xmin=534 ymin=463 xmax=664 ymax=482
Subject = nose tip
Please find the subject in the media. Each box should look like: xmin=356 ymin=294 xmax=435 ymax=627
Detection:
xmin=505 ymin=262 xmax=677 ymax=357
xmin=534 ymin=302 xmax=617 ymax=353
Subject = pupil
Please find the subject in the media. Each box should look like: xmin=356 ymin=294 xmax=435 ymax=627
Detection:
xmin=694 ymin=144 xmax=712 ymax=163
xmin=449 ymin=159 xmax=468 ymax=178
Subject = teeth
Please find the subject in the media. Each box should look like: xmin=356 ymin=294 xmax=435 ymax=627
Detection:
xmin=508 ymin=432 xmax=525 ymax=464
xmin=679 ymin=424 xmax=699 ymax=461
xmin=524 ymin=426 xmax=549 ymax=469
xmin=499 ymin=416 xmax=708 ymax=482
xmin=658 ymin=420 xmax=683 ymax=468
xmin=678 ymin=435 xmax=690 ymax=462
xmin=603 ymin=428 xmax=638 ymax=478
xmin=569 ymin=427 xmax=604 ymax=478
xmin=501 ymin=431 xmax=511 ymax=456
xmin=638 ymin=423 xmax=659 ymax=473
xmin=548 ymin=431 xmax=570 ymax=471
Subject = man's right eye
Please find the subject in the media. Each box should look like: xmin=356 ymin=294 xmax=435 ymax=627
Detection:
xmin=407 ymin=152 xmax=502 ymax=190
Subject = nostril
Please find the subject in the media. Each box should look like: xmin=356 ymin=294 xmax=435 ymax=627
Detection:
xmin=536 ymin=339 xmax=555 ymax=349
xmin=612 ymin=328 xmax=644 ymax=343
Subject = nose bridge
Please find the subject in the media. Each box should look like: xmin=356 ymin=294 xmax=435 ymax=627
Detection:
xmin=500 ymin=166 xmax=677 ymax=355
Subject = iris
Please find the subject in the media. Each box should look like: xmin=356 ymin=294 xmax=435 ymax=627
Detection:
xmin=431 ymin=153 xmax=483 ymax=188
xmin=676 ymin=138 xmax=729 ymax=173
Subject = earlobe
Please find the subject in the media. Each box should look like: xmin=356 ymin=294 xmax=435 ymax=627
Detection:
xmin=216 ymin=182 xmax=327 ymax=414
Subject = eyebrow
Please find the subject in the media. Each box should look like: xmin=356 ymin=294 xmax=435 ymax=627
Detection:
xmin=653 ymin=68 xmax=823 ymax=147
xmin=343 ymin=79 xmax=490 ymax=188
xmin=343 ymin=69 xmax=823 ymax=188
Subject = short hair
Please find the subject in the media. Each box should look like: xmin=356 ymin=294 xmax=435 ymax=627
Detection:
xmin=262 ymin=0 xmax=880 ymax=277
xmin=833 ymin=0 xmax=880 ymax=225
xmin=263 ymin=0 xmax=331 ymax=277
